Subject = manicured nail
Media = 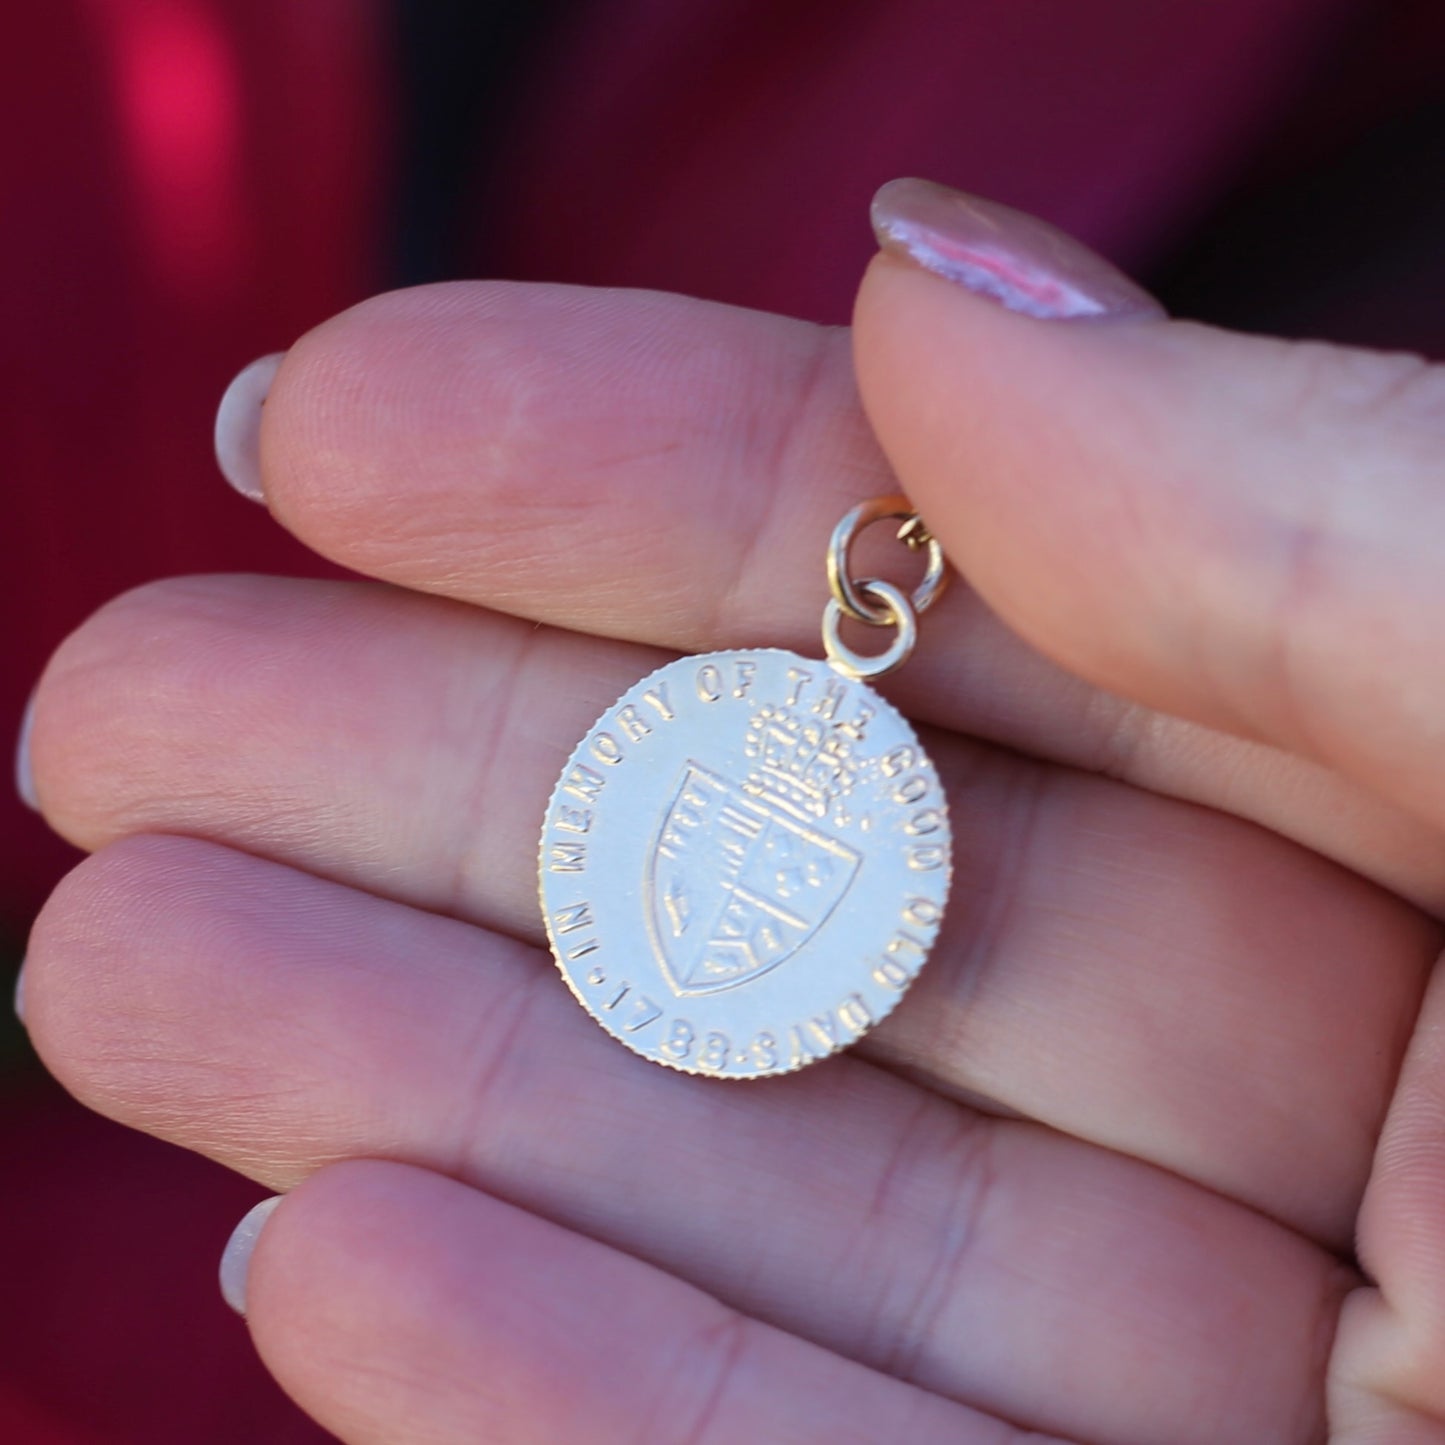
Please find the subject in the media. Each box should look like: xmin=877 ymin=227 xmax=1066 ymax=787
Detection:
xmin=220 ymin=1195 xmax=283 ymax=1316
xmin=13 ymin=960 xmax=25 ymax=1027
xmin=871 ymin=178 xmax=1164 ymax=321
xmin=214 ymin=353 xmax=285 ymax=502
xmin=15 ymin=688 xmax=37 ymax=812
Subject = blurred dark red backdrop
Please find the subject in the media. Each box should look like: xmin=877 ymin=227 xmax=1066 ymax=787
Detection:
xmin=4 ymin=1 xmax=1444 ymax=1439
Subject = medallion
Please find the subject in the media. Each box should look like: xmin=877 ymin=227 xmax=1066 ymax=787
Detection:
xmin=539 ymin=497 xmax=953 ymax=1078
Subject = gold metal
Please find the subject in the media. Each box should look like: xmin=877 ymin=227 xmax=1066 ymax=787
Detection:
xmin=826 ymin=494 xmax=947 ymax=626
xmin=822 ymin=578 xmax=919 ymax=681
xmin=537 ymin=493 xmax=955 ymax=1078
xmin=538 ymin=649 xmax=951 ymax=1077
xmin=895 ymin=514 xmax=935 ymax=552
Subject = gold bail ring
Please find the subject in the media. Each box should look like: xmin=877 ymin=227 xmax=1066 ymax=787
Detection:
xmin=827 ymin=494 xmax=948 ymax=627
xmin=823 ymin=578 xmax=919 ymax=680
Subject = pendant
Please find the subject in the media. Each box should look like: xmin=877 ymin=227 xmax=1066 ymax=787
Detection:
xmin=538 ymin=497 xmax=952 ymax=1078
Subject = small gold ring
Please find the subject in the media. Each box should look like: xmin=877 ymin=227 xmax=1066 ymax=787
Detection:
xmin=822 ymin=579 xmax=918 ymax=681
xmin=827 ymin=494 xmax=947 ymax=626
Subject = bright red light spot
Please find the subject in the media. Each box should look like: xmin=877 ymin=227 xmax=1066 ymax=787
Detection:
xmin=87 ymin=0 xmax=246 ymax=303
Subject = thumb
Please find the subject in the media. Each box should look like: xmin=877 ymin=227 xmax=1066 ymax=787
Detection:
xmin=854 ymin=179 xmax=1445 ymax=831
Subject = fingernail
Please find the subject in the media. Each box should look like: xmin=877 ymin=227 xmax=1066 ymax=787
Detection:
xmin=220 ymin=1195 xmax=283 ymax=1316
xmin=215 ymin=353 xmax=285 ymax=502
xmin=871 ymin=178 xmax=1164 ymax=321
xmin=15 ymin=688 xmax=37 ymax=811
xmin=13 ymin=960 xmax=25 ymax=1027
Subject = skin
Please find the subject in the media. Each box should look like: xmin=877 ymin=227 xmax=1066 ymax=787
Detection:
xmin=20 ymin=254 xmax=1445 ymax=1442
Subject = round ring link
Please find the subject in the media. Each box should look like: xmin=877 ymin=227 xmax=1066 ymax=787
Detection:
xmin=827 ymin=493 xmax=948 ymax=626
xmin=822 ymin=578 xmax=918 ymax=681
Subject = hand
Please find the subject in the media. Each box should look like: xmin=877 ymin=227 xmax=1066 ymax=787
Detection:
xmin=21 ymin=189 xmax=1445 ymax=1442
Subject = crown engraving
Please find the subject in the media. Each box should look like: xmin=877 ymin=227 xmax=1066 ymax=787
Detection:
xmin=741 ymin=704 xmax=863 ymax=825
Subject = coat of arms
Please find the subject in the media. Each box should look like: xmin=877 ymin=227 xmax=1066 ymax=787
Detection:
xmin=645 ymin=704 xmax=863 ymax=995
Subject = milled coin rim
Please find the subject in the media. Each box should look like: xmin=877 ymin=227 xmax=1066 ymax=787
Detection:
xmin=537 ymin=647 xmax=952 ymax=1079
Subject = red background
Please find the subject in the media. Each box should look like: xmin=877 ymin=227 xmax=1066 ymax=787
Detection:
xmin=4 ymin=1 xmax=1443 ymax=1437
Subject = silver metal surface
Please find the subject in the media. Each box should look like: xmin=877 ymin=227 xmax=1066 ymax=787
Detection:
xmin=539 ymin=649 xmax=952 ymax=1078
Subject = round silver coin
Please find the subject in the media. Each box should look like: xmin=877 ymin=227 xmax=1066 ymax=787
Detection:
xmin=538 ymin=649 xmax=951 ymax=1078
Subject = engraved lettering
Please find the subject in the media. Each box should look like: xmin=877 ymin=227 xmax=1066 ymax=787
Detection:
xmin=698 ymin=1031 xmax=730 ymax=1070
xmin=751 ymin=1031 xmax=779 ymax=1070
xmin=641 ymin=683 xmax=675 ymax=721
xmin=807 ymin=1013 xmax=840 ymax=1050
xmin=538 ymin=650 xmax=952 ymax=1078
xmin=555 ymin=805 xmax=593 ymax=834
xmin=811 ymin=679 xmax=845 ymax=720
xmin=562 ymin=764 xmax=606 ymax=805
xmin=893 ymin=774 xmax=929 ymax=805
xmin=549 ymin=841 xmax=587 ymax=873
xmin=837 ymin=702 xmax=874 ymax=743
xmin=552 ymin=902 xmax=595 ymax=934
xmin=873 ymin=957 xmax=911 ymax=990
xmin=787 ymin=1024 xmax=817 ymax=1068
xmin=838 ymin=993 xmax=872 ymax=1034
xmin=616 ymin=705 xmax=652 ymax=743
xmin=623 ymin=995 xmax=663 ymax=1032
xmin=903 ymin=896 xmax=944 ymax=928
xmin=696 ymin=663 xmax=724 ymax=702
xmin=907 ymin=807 xmax=944 ymax=836
xmin=789 ymin=1026 xmax=807 ymax=1063
xmin=881 ymin=745 xmax=915 ymax=778
xmin=908 ymin=844 xmax=948 ymax=872
xmin=661 ymin=1018 xmax=695 ymax=1060
xmin=888 ymin=930 xmax=929 ymax=964
xmin=591 ymin=733 xmax=624 ymax=766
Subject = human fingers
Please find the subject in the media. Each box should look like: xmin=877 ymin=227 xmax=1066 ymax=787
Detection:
xmin=27 ymin=835 xmax=1347 ymax=1445
xmin=28 ymin=574 xmax=1436 ymax=1246
xmin=24 ymin=579 xmax=1434 ymax=1244
xmin=853 ymin=185 xmax=1445 ymax=840
xmin=231 ymin=277 xmax=1445 ymax=912
xmin=241 ymin=1160 xmax=1040 ymax=1445
xmin=1332 ymin=961 xmax=1445 ymax=1440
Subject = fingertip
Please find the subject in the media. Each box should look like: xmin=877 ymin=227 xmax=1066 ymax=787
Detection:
xmin=856 ymin=235 xmax=1445 ymax=827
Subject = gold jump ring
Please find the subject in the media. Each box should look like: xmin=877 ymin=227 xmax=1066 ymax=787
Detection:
xmin=826 ymin=493 xmax=947 ymax=626
xmin=822 ymin=578 xmax=918 ymax=680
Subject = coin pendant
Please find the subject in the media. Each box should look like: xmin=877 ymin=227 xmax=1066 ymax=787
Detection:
xmin=538 ymin=649 xmax=951 ymax=1078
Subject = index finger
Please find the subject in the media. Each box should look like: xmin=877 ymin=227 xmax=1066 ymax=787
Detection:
xmin=246 ymin=280 xmax=1445 ymax=907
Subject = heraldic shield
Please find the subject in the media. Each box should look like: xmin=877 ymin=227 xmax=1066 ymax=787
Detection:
xmin=646 ymin=761 xmax=862 ymax=996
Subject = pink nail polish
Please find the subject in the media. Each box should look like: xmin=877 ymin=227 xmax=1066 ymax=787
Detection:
xmin=871 ymin=178 xmax=1164 ymax=322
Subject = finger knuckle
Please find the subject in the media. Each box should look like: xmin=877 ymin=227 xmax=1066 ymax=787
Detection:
xmin=1281 ymin=339 xmax=1445 ymax=439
